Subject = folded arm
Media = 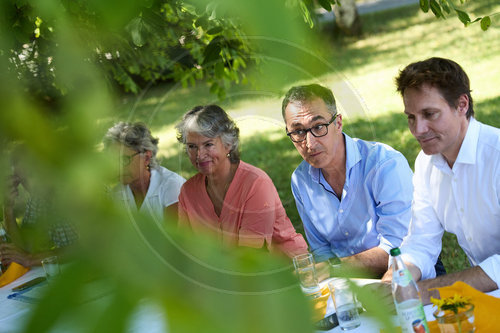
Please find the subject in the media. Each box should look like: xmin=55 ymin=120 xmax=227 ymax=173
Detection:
xmin=341 ymin=247 xmax=389 ymax=277
xmin=417 ymin=265 xmax=498 ymax=304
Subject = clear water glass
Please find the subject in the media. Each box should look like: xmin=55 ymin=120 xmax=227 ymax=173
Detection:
xmin=328 ymin=278 xmax=361 ymax=330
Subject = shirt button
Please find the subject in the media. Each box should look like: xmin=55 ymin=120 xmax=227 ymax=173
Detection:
xmin=350 ymin=250 xmax=355 ymax=254
xmin=467 ymin=237 xmax=472 ymax=241
xmin=339 ymin=209 xmax=344 ymax=213
xmin=460 ymin=208 xmax=464 ymax=213
xmin=344 ymin=232 xmax=349 ymax=236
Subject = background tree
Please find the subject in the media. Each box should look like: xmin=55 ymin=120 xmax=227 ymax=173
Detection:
xmin=332 ymin=0 xmax=362 ymax=37
xmin=419 ymin=0 xmax=494 ymax=30
xmin=1 ymin=0 xmax=254 ymax=107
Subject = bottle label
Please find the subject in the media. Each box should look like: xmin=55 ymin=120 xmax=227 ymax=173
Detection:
xmin=394 ymin=268 xmax=412 ymax=287
xmin=396 ymin=299 xmax=429 ymax=333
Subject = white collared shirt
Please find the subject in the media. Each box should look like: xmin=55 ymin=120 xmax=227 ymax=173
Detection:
xmin=400 ymin=118 xmax=500 ymax=285
xmin=114 ymin=166 xmax=185 ymax=221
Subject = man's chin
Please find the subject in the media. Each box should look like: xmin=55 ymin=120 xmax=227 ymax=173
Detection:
xmin=420 ymin=145 xmax=440 ymax=156
xmin=305 ymin=158 xmax=325 ymax=169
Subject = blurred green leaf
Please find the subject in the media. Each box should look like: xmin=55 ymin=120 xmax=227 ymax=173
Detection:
xmin=127 ymin=17 xmax=144 ymax=47
xmin=203 ymin=36 xmax=222 ymax=64
xmin=480 ymin=16 xmax=491 ymax=31
xmin=455 ymin=9 xmax=471 ymax=25
xmin=430 ymin=0 xmax=444 ymax=18
xmin=439 ymin=0 xmax=450 ymax=14
xmin=207 ymin=26 xmax=223 ymax=35
xmin=420 ymin=0 xmax=429 ymax=13
xmin=317 ymin=0 xmax=332 ymax=12
xmin=299 ymin=0 xmax=314 ymax=28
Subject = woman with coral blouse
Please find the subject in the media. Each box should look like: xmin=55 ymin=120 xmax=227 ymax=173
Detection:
xmin=176 ymin=105 xmax=307 ymax=258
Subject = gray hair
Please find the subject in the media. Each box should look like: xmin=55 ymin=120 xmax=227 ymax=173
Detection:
xmin=281 ymin=84 xmax=337 ymax=120
xmin=104 ymin=122 xmax=159 ymax=169
xmin=176 ymin=105 xmax=240 ymax=163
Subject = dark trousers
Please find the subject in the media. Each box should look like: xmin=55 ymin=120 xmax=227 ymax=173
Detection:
xmin=434 ymin=256 xmax=447 ymax=277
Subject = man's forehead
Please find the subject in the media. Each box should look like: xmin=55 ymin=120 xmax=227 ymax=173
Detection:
xmin=403 ymin=84 xmax=448 ymax=111
xmin=285 ymin=99 xmax=330 ymax=121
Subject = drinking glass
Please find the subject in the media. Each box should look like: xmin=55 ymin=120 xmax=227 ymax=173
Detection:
xmin=293 ymin=253 xmax=321 ymax=298
xmin=41 ymin=256 xmax=60 ymax=281
xmin=328 ymin=278 xmax=361 ymax=330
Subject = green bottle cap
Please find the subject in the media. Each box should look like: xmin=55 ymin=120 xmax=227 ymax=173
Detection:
xmin=390 ymin=247 xmax=401 ymax=256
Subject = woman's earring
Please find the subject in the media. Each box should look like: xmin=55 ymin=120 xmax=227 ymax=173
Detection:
xmin=226 ymin=153 xmax=230 ymax=158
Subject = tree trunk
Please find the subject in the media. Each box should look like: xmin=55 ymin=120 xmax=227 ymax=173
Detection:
xmin=333 ymin=0 xmax=362 ymax=37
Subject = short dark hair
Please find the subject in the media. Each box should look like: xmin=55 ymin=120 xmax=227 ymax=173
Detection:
xmin=176 ymin=105 xmax=240 ymax=163
xmin=395 ymin=57 xmax=474 ymax=119
xmin=281 ymin=84 xmax=337 ymax=120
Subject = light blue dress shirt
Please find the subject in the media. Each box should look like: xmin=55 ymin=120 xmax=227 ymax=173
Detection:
xmin=291 ymin=133 xmax=414 ymax=262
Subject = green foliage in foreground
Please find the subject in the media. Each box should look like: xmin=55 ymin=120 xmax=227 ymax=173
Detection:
xmin=0 ymin=0 xmax=399 ymax=332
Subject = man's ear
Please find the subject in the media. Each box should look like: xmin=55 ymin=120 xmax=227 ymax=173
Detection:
xmin=457 ymin=94 xmax=469 ymax=115
xmin=335 ymin=114 xmax=343 ymax=131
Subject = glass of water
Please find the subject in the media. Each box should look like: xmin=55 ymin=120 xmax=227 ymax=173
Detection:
xmin=328 ymin=278 xmax=361 ymax=330
xmin=41 ymin=256 xmax=60 ymax=282
xmin=292 ymin=253 xmax=321 ymax=298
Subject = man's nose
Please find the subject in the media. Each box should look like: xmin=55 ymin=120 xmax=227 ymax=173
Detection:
xmin=305 ymin=131 xmax=318 ymax=149
xmin=414 ymin=118 xmax=428 ymax=136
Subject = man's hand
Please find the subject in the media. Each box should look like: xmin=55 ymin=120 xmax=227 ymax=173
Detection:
xmin=0 ymin=243 xmax=35 ymax=268
xmin=361 ymin=282 xmax=396 ymax=315
xmin=315 ymin=261 xmax=330 ymax=282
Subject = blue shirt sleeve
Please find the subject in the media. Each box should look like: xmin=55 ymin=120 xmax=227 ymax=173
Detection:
xmin=291 ymin=172 xmax=332 ymax=262
xmin=372 ymin=151 xmax=414 ymax=254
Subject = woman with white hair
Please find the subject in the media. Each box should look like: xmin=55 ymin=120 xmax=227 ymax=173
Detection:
xmin=176 ymin=105 xmax=307 ymax=258
xmin=104 ymin=122 xmax=185 ymax=220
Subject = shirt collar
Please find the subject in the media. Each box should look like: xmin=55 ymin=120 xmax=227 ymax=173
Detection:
xmin=430 ymin=117 xmax=478 ymax=167
xmin=455 ymin=117 xmax=479 ymax=165
xmin=145 ymin=168 xmax=160 ymax=199
xmin=344 ymin=133 xmax=362 ymax=171
xmin=307 ymin=133 xmax=361 ymax=182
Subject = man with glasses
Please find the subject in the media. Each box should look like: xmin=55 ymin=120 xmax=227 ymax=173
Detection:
xmin=282 ymin=84 xmax=414 ymax=276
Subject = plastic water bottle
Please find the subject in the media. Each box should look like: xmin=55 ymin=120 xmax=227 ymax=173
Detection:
xmin=390 ymin=247 xmax=429 ymax=333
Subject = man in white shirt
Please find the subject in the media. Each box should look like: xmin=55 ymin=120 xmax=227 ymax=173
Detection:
xmin=381 ymin=57 xmax=500 ymax=303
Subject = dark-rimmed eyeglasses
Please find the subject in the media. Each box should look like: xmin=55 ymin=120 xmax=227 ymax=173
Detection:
xmin=121 ymin=151 xmax=142 ymax=166
xmin=286 ymin=114 xmax=338 ymax=143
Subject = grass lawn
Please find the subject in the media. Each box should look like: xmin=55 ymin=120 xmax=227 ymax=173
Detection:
xmin=110 ymin=0 xmax=500 ymax=274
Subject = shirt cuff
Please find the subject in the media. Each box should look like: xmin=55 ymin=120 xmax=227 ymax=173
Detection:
xmin=478 ymin=255 xmax=500 ymax=288
xmin=400 ymin=252 xmax=436 ymax=280
xmin=377 ymin=238 xmax=395 ymax=255
xmin=311 ymin=247 xmax=335 ymax=263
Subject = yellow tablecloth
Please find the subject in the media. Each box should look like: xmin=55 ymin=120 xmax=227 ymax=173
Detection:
xmin=0 ymin=263 xmax=29 ymax=287
xmin=430 ymin=281 xmax=500 ymax=332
